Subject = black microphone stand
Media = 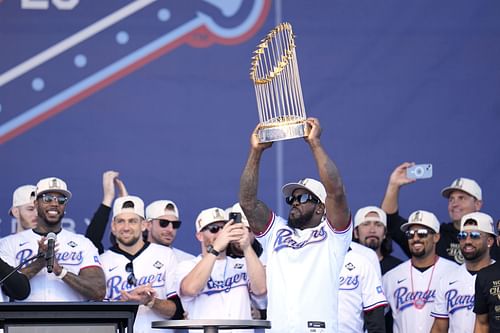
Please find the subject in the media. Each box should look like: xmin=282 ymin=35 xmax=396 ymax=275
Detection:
xmin=0 ymin=252 xmax=45 ymax=286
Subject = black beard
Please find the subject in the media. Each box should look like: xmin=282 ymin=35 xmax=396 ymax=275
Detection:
xmin=288 ymin=209 xmax=315 ymax=229
xmin=364 ymin=238 xmax=380 ymax=251
xmin=461 ymin=246 xmax=485 ymax=262
xmin=410 ymin=244 xmax=426 ymax=258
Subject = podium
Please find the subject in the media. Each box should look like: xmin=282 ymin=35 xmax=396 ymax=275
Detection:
xmin=0 ymin=302 xmax=139 ymax=333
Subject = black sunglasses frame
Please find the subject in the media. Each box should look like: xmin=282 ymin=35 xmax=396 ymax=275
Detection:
xmin=457 ymin=231 xmax=482 ymax=240
xmin=285 ymin=193 xmax=320 ymax=206
xmin=202 ymin=224 xmax=225 ymax=234
xmin=38 ymin=193 xmax=68 ymax=205
xmin=405 ymin=229 xmax=432 ymax=240
xmin=125 ymin=262 xmax=137 ymax=286
xmin=157 ymin=219 xmax=181 ymax=229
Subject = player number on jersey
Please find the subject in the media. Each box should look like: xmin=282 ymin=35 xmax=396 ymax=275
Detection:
xmin=21 ymin=0 xmax=79 ymax=10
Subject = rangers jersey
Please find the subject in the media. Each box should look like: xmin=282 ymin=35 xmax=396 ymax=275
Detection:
xmin=0 ymin=229 xmax=101 ymax=301
xmin=383 ymin=257 xmax=458 ymax=333
xmin=100 ymin=242 xmax=178 ymax=333
xmin=256 ymin=212 xmax=352 ymax=333
xmin=176 ymin=255 xmax=259 ymax=333
xmin=338 ymin=249 xmax=388 ymax=333
xmin=431 ymin=263 xmax=490 ymax=333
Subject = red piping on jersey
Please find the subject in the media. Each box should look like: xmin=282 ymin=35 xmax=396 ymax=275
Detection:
xmin=330 ymin=213 xmax=353 ymax=234
xmin=79 ymin=264 xmax=102 ymax=271
xmin=255 ymin=211 xmax=275 ymax=238
xmin=363 ymin=300 xmax=389 ymax=312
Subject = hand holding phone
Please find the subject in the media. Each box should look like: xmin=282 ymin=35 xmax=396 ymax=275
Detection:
xmin=406 ymin=164 xmax=433 ymax=179
xmin=228 ymin=212 xmax=242 ymax=223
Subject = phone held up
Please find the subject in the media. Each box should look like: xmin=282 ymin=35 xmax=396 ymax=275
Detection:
xmin=406 ymin=164 xmax=433 ymax=179
xmin=229 ymin=212 xmax=242 ymax=223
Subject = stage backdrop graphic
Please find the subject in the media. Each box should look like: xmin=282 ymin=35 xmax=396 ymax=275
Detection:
xmin=1 ymin=0 xmax=499 ymax=257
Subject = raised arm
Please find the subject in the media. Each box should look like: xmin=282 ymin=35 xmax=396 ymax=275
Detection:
xmin=381 ymin=162 xmax=415 ymax=214
xmin=180 ymin=222 xmax=243 ymax=297
xmin=239 ymin=227 xmax=266 ymax=296
xmin=85 ymin=171 xmax=128 ymax=253
xmin=239 ymin=125 xmax=273 ymax=234
xmin=305 ymin=118 xmax=349 ymax=230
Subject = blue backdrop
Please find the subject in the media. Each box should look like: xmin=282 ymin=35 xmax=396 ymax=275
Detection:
xmin=1 ymin=0 xmax=499 ymax=257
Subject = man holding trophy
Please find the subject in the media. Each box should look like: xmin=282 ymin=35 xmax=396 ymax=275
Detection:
xmin=239 ymin=23 xmax=352 ymax=333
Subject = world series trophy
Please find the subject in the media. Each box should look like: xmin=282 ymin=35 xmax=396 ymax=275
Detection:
xmin=250 ymin=22 xmax=308 ymax=143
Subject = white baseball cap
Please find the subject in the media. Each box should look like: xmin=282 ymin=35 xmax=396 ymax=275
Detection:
xmin=9 ymin=185 xmax=36 ymax=216
xmin=225 ymin=203 xmax=250 ymax=227
xmin=113 ymin=196 xmax=145 ymax=220
xmin=195 ymin=207 xmax=227 ymax=232
xmin=282 ymin=178 xmax=326 ymax=204
xmin=35 ymin=177 xmax=72 ymax=199
xmin=354 ymin=206 xmax=387 ymax=228
xmin=460 ymin=212 xmax=495 ymax=236
xmin=400 ymin=210 xmax=440 ymax=233
xmin=441 ymin=177 xmax=482 ymax=200
xmin=146 ymin=200 xmax=179 ymax=220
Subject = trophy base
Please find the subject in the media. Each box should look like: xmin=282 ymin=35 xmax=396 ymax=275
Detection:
xmin=258 ymin=121 xmax=308 ymax=143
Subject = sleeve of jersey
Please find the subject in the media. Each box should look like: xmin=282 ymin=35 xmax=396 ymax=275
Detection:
xmin=382 ymin=271 xmax=394 ymax=312
xmin=254 ymin=211 xmax=282 ymax=251
xmin=174 ymin=258 xmax=198 ymax=302
xmin=326 ymin=214 xmax=353 ymax=258
xmin=361 ymin=260 xmax=389 ymax=312
xmin=473 ymin=271 xmax=489 ymax=315
xmin=0 ymin=237 xmax=16 ymax=267
xmin=430 ymin=277 xmax=449 ymax=318
xmin=79 ymin=237 xmax=103 ymax=270
xmin=164 ymin=251 xmax=179 ymax=299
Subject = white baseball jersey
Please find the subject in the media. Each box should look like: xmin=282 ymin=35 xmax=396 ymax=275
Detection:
xmin=338 ymin=249 xmax=388 ymax=333
xmin=431 ymin=263 xmax=480 ymax=333
xmin=382 ymin=257 xmax=458 ymax=333
xmin=175 ymin=255 xmax=259 ymax=333
xmin=256 ymin=212 xmax=352 ymax=333
xmin=350 ymin=241 xmax=382 ymax=280
xmin=100 ymin=242 xmax=178 ymax=333
xmin=172 ymin=247 xmax=196 ymax=263
xmin=0 ymin=229 xmax=102 ymax=301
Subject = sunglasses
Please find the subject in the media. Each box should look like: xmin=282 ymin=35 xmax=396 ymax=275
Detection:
xmin=157 ymin=219 xmax=181 ymax=229
xmin=38 ymin=194 xmax=68 ymax=205
xmin=125 ymin=262 xmax=137 ymax=286
xmin=405 ymin=229 xmax=432 ymax=239
xmin=285 ymin=193 xmax=320 ymax=206
xmin=202 ymin=224 xmax=225 ymax=234
xmin=457 ymin=231 xmax=482 ymax=240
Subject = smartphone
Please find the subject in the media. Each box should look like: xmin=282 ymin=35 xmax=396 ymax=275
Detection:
xmin=228 ymin=212 xmax=242 ymax=223
xmin=406 ymin=164 xmax=433 ymax=179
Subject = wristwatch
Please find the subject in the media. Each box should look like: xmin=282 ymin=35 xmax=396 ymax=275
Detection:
xmin=206 ymin=245 xmax=220 ymax=257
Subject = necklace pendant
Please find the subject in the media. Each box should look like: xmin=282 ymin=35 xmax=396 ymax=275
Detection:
xmin=414 ymin=298 xmax=426 ymax=309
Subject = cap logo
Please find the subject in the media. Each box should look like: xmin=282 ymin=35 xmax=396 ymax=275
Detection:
xmin=49 ymin=178 xmax=60 ymax=189
xmin=453 ymin=178 xmax=464 ymax=189
xmin=298 ymin=178 xmax=307 ymax=186
xmin=412 ymin=211 xmax=423 ymax=222
xmin=212 ymin=208 xmax=224 ymax=220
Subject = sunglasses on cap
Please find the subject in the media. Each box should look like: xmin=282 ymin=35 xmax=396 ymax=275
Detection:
xmin=38 ymin=193 xmax=68 ymax=205
xmin=125 ymin=262 xmax=137 ymax=286
xmin=457 ymin=231 xmax=482 ymax=240
xmin=285 ymin=193 xmax=320 ymax=206
xmin=405 ymin=228 xmax=433 ymax=239
xmin=202 ymin=223 xmax=225 ymax=234
xmin=156 ymin=219 xmax=181 ymax=229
